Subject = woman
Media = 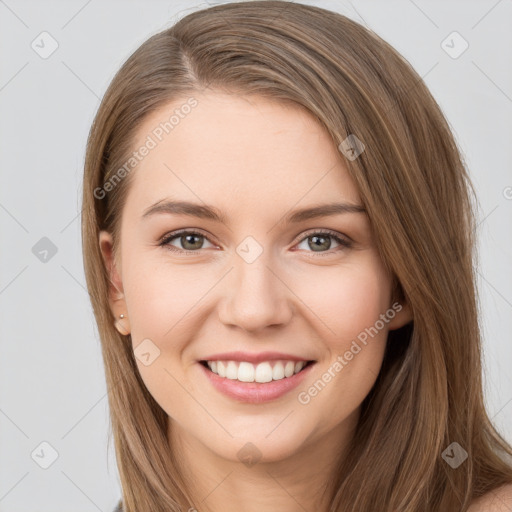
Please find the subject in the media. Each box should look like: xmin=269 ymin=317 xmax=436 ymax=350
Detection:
xmin=81 ymin=1 xmax=512 ymax=511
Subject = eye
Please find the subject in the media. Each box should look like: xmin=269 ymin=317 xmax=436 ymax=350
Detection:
xmin=158 ymin=229 xmax=216 ymax=253
xmin=158 ymin=228 xmax=352 ymax=255
xmin=295 ymin=229 xmax=352 ymax=255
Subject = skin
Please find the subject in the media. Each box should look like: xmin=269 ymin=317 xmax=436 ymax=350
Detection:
xmin=99 ymin=91 xmax=413 ymax=512
xmin=468 ymin=484 xmax=512 ymax=511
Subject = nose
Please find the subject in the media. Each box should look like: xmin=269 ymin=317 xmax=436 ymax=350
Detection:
xmin=217 ymin=253 xmax=294 ymax=334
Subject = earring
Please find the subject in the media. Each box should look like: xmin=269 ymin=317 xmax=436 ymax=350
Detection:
xmin=114 ymin=313 xmax=130 ymax=336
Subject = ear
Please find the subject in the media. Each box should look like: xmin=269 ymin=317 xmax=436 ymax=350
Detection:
xmin=387 ymin=301 xmax=413 ymax=331
xmin=387 ymin=280 xmax=413 ymax=331
xmin=99 ymin=230 xmax=130 ymax=335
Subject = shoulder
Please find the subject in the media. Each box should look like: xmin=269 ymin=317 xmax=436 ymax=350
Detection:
xmin=468 ymin=483 xmax=512 ymax=511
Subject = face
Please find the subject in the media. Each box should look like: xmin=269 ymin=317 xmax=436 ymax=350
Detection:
xmin=99 ymin=91 xmax=412 ymax=466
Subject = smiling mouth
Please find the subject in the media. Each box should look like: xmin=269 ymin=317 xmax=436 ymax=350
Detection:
xmin=199 ymin=359 xmax=316 ymax=383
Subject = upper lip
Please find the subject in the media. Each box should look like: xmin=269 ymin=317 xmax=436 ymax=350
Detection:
xmin=199 ymin=351 xmax=315 ymax=364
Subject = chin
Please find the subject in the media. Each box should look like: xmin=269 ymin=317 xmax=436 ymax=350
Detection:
xmin=209 ymin=422 xmax=314 ymax=465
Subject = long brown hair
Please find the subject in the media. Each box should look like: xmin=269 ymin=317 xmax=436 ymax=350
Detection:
xmin=81 ymin=2 xmax=512 ymax=510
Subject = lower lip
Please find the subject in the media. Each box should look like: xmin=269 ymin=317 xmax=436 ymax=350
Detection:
xmin=198 ymin=362 xmax=315 ymax=404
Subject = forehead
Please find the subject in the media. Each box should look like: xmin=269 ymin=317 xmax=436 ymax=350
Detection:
xmin=125 ymin=91 xmax=361 ymax=214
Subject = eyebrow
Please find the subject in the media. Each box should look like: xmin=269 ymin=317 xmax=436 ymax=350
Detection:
xmin=141 ymin=199 xmax=366 ymax=224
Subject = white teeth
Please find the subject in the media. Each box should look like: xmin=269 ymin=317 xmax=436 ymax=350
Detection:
xmin=238 ymin=362 xmax=255 ymax=382
xmin=226 ymin=361 xmax=238 ymax=380
xmin=284 ymin=361 xmax=295 ymax=377
xmin=255 ymin=362 xmax=273 ymax=383
xmin=272 ymin=362 xmax=284 ymax=380
xmin=217 ymin=361 xmax=226 ymax=377
xmin=205 ymin=359 xmax=310 ymax=383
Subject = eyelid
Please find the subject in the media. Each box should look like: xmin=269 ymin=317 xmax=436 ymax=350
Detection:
xmin=296 ymin=228 xmax=352 ymax=244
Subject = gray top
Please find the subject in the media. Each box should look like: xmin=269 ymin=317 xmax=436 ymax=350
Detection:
xmin=113 ymin=501 xmax=123 ymax=512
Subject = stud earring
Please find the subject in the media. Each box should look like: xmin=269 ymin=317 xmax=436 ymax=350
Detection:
xmin=114 ymin=313 xmax=130 ymax=336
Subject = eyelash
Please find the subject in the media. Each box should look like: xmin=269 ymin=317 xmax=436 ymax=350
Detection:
xmin=157 ymin=228 xmax=352 ymax=256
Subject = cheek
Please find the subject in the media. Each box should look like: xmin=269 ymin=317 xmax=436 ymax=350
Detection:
xmin=123 ymin=256 xmax=210 ymax=342
xmin=293 ymin=258 xmax=392 ymax=422
xmin=291 ymin=256 xmax=392 ymax=348
xmin=121 ymin=258 xmax=204 ymax=422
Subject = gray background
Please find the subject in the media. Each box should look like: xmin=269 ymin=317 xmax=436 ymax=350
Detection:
xmin=1 ymin=0 xmax=511 ymax=510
